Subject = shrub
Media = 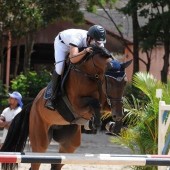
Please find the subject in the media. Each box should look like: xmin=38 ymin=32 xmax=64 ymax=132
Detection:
xmin=11 ymin=69 xmax=51 ymax=98
xmin=0 ymin=80 xmax=8 ymax=112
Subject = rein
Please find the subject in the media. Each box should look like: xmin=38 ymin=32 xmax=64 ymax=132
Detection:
xmin=70 ymin=52 xmax=126 ymax=109
xmin=70 ymin=52 xmax=107 ymax=105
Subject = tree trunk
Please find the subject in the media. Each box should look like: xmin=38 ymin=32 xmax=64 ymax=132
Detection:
xmin=161 ymin=14 xmax=170 ymax=84
xmin=145 ymin=50 xmax=152 ymax=72
xmin=132 ymin=6 xmax=140 ymax=74
xmin=161 ymin=42 xmax=170 ymax=83
xmin=23 ymin=32 xmax=34 ymax=74
xmin=14 ymin=38 xmax=20 ymax=77
xmin=0 ymin=32 xmax=5 ymax=82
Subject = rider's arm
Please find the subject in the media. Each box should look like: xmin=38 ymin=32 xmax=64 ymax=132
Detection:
xmin=69 ymin=46 xmax=92 ymax=63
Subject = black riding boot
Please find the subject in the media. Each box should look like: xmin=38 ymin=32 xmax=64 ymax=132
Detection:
xmin=45 ymin=71 xmax=61 ymax=110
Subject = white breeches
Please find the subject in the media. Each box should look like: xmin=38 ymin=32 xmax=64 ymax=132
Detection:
xmin=54 ymin=35 xmax=70 ymax=75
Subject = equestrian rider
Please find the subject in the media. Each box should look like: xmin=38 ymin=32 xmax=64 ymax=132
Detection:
xmin=45 ymin=25 xmax=106 ymax=110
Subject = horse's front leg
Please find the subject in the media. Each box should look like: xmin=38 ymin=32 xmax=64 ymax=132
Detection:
xmin=51 ymin=125 xmax=81 ymax=170
xmin=79 ymin=97 xmax=102 ymax=129
xmin=59 ymin=125 xmax=81 ymax=153
xmin=29 ymin=111 xmax=51 ymax=170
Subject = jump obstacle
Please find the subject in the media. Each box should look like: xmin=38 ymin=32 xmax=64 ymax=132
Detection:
xmin=0 ymin=90 xmax=169 ymax=169
xmin=0 ymin=152 xmax=170 ymax=166
xmin=157 ymin=89 xmax=170 ymax=170
xmin=158 ymin=101 xmax=170 ymax=156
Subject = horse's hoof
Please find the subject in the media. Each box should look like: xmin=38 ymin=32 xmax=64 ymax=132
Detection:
xmin=51 ymin=164 xmax=56 ymax=170
xmin=51 ymin=164 xmax=63 ymax=170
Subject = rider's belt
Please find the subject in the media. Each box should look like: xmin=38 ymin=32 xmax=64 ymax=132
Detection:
xmin=59 ymin=35 xmax=65 ymax=44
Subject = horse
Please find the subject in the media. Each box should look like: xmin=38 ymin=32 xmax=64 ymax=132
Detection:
xmin=1 ymin=45 xmax=132 ymax=170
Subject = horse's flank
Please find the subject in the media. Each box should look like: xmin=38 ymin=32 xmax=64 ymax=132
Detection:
xmin=31 ymin=88 xmax=70 ymax=125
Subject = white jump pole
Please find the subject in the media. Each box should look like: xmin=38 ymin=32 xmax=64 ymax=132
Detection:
xmin=0 ymin=153 xmax=170 ymax=166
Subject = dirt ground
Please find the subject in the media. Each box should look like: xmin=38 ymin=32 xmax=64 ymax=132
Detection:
xmin=18 ymin=132 xmax=132 ymax=170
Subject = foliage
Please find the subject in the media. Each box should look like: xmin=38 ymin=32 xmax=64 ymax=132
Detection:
xmin=0 ymin=0 xmax=84 ymax=38
xmin=10 ymin=68 xmax=51 ymax=98
xmin=0 ymin=80 xmax=6 ymax=96
xmin=120 ymin=0 xmax=170 ymax=83
xmin=39 ymin=0 xmax=84 ymax=24
xmin=124 ymin=82 xmax=149 ymax=105
xmin=0 ymin=0 xmax=42 ymax=38
xmin=86 ymin=0 xmax=170 ymax=78
xmin=138 ymin=1 xmax=170 ymax=51
xmin=0 ymin=80 xmax=8 ymax=111
xmin=110 ymin=72 xmax=170 ymax=170
xmin=86 ymin=0 xmax=117 ymax=12
xmin=0 ymin=0 xmax=84 ymax=78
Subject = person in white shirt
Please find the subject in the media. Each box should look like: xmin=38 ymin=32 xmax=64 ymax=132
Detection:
xmin=0 ymin=91 xmax=23 ymax=147
xmin=46 ymin=25 xmax=106 ymax=110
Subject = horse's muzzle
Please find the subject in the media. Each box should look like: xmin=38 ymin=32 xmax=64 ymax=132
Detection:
xmin=112 ymin=110 xmax=124 ymax=122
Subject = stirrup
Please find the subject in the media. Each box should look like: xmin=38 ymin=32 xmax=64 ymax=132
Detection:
xmin=45 ymin=100 xmax=55 ymax=110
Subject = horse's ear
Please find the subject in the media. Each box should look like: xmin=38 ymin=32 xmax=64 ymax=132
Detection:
xmin=106 ymin=59 xmax=121 ymax=71
xmin=120 ymin=59 xmax=133 ymax=70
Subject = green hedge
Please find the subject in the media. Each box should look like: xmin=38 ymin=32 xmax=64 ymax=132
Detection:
xmin=11 ymin=69 xmax=51 ymax=99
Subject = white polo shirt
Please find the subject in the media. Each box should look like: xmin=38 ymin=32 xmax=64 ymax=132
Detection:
xmin=54 ymin=28 xmax=105 ymax=75
xmin=59 ymin=29 xmax=88 ymax=48
xmin=1 ymin=106 xmax=22 ymax=143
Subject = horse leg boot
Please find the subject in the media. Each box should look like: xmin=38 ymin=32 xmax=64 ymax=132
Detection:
xmin=45 ymin=71 xmax=61 ymax=110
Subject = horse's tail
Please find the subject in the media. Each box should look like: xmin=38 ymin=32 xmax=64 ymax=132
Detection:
xmin=1 ymin=102 xmax=32 ymax=170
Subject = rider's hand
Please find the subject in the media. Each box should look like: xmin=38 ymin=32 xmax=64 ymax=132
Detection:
xmin=84 ymin=47 xmax=93 ymax=54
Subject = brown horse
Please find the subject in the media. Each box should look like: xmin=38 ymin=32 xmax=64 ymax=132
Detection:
xmin=1 ymin=45 xmax=132 ymax=170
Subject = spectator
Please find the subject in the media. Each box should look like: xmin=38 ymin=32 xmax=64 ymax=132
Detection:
xmin=0 ymin=91 xmax=23 ymax=147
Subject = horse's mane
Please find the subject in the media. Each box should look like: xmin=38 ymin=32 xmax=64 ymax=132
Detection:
xmin=90 ymin=45 xmax=111 ymax=58
xmin=76 ymin=45 xmax=111 ymax=65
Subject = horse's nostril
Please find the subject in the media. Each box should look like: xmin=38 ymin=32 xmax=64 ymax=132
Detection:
xmin=112 ymin=115 xmax=116 ymax=121
xmin=112 ymin=115 xmax=123 ymax=122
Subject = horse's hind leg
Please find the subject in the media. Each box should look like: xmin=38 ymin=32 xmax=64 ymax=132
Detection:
xmin=29 ymin=110 xmax=51 ymax=170
xmin=51 ymin=125 xmax=81 ymax=170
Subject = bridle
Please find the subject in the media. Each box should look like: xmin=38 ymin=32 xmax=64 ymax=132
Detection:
xmin=70 ymin=51 xmax=110 ymax=105
xmin=69 ymin=50 xmax=127 ymax=126
xmin=105 ymin=72 xmax=126 ymax=108
xmin=70 ymin=51 xmax=127 ymax=110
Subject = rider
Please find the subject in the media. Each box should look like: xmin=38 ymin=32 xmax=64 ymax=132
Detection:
xmin=45 ymin=25 xmax=106 ymax=110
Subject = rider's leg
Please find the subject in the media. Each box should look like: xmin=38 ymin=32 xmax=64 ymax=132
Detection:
xmin=45 ymin=70 xmax=61 ymax=110
xmin=45 ymin=36 xmax=69 ymax=110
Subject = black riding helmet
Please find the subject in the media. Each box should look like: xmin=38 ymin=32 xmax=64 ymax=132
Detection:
xmin=87 ymin=25 xmax=106 ymax=43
